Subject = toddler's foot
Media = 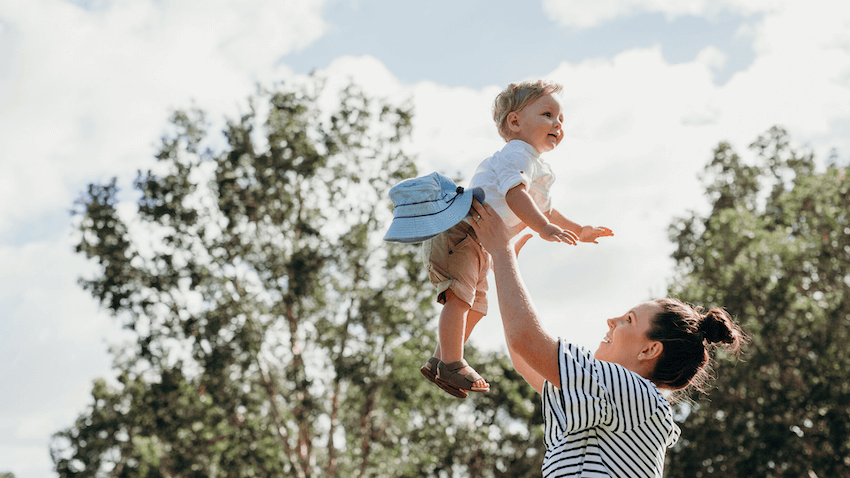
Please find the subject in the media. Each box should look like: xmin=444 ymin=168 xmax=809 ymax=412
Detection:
xmin=436 ymin=359 xmax=490 ymax=395
xmin=422 ymin=357 xmax=469 ymax=398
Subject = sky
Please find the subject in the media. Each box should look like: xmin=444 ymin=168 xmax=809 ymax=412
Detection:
xmin=1 ymin=0 xmax=849 ymax=476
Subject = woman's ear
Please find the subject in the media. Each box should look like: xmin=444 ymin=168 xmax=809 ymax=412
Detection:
xmin=640 ymin=341 xmax=663 ymax=361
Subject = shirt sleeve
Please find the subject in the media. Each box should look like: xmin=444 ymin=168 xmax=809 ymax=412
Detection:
xmin=543 ymin=339 xmax=666 ymax=436
xmin=542 ymin=340 xmax=613 ymax=434
xmin=492 ymin=149 xmax=536 ymax=196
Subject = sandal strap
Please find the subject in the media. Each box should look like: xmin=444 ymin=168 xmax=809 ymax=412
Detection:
xmin=442 ymin=359 xmax=469 ymax=373
xmin=438 ymin=359 xmax=487 ymax=387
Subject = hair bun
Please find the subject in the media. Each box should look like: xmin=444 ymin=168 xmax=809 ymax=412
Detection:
xmin=699 ymin=308 xmax=735 ymax=344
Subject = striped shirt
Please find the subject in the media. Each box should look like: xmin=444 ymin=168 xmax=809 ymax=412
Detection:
xmin=541 ymin=340 xmax=681 ymax=477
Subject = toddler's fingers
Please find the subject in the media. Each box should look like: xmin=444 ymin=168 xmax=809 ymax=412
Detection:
xmin=560 ymin=233 xmax=577 ymax=245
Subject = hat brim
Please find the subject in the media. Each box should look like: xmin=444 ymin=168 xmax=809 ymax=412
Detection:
xmin=384 ymin=188 xmax=484 ymax=243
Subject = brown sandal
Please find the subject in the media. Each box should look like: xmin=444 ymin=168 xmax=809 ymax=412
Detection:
xmin=420 ymin=357 xmax=439 ymax=382
xmin=422 ymin=357 xmax=468 ymax=398
xmin=436 ymin=359 xmax=490 ymax=396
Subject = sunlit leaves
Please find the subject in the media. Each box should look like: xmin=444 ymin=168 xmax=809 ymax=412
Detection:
xmin=53 ymin=78 xmax=546 ymax=477
xmin=665 ymin=127 xmax=850 ymax=477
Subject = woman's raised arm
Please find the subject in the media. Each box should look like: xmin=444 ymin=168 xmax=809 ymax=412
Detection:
xmin=469 ymin=200 xmax=560 ymax=388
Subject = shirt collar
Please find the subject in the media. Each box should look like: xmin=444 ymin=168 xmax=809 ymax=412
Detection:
xmin=507 ymin=139 xmax=540 ymax=159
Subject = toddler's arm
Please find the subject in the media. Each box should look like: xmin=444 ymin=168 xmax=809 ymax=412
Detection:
xmin=548 ymin=208 xmax=614 ymax=244
xmin=505 ymin=184 xmax=577 ymax=244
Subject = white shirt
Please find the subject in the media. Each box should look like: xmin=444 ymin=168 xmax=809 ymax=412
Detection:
xmin=468 ymin=140 xmax=555 ymax=229
xmin=541 ymin=340 xmax=681 ymax=477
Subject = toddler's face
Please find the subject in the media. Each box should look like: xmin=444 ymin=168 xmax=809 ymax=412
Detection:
xmin=510 ymin=94 xmax=564 ymax=154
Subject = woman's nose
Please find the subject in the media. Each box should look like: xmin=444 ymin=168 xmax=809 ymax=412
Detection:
xmin=606 ymin=318 xmax=616 ymax=328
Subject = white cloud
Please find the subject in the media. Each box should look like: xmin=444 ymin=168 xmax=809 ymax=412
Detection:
xmin=542 ymin=0 xmax=780 ymax=29
xmin=0 ymin=235 xmax=128 ymax=477
xmin=314 ymin=48 xmax=715 ymax=351
xmin=317 ymin=56 xmax=504 ymax=178
xmin=752 ymin=0 xmax=850 ymax=55
xmin=0 ymin=2 xmax=328 ymax=476
xmin=0 ymin=0 xmax=327 ymax=233
xmin=314 ymin=0 xmax=850 ymax=352
xmin=716 ymin=3 xmax=850 ymax=155
xmin=695 ymin=45 xmax=727 ymax=74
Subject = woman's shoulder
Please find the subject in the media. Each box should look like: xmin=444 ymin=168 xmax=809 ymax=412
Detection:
xmin=556 ymin=340 xmax=674 ymax=432
xmin=557 ymin=340 xmax=664 ymax=401
xmin=557 ymin=341 xmax=595 ymax=368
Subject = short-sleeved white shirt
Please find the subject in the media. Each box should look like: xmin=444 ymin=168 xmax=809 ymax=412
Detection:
xmin=468 ymin=140 xmax=555 ymax=229
xmin=541 ymin=340 xmax=681 ymax=478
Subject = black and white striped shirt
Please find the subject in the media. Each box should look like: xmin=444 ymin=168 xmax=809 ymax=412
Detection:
xmin=541 ymin=340 xmax=680 ymax=477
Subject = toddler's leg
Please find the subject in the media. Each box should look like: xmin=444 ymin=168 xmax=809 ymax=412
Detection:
xmin=430 ymin=309 xmax=484 ymax=360
xmin=437 ymin=290 xmax=469 ymax=363
xmin=438 ymin=290 xmax=488 ymax=391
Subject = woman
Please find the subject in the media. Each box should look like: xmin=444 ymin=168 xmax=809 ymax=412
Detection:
xmin=468 ymin=200 xmax=745 ymax=478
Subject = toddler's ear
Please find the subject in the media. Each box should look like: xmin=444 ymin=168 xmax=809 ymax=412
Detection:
xmin=507 ymin=111 xmax=522 ymax=133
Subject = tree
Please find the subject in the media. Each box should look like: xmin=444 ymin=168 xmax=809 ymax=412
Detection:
xmin=51 ymin=78 xmax=545 ymax=477
xmin=664 ymin=127 xmax=850 ymax=477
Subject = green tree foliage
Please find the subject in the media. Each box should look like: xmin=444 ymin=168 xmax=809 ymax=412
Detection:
xmin=51 ymin=79 xmax=544 ymax=477
xmin=665 ymin=127 xmax=850 ymax=477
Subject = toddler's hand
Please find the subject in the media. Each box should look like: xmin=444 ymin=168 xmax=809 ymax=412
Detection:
xmin=540 ymin=224 xmax=578 ymax=245
xmin=579 ymin=226 xmax=614 ymax=244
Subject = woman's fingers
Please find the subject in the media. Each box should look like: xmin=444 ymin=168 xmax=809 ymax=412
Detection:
xmin=470 ymin=199 xmax=513 ymax=251
xmin=471 ymin=198 xmax=492 ymax=219
xmin=469 ymin=201 xmax=485 ymax=232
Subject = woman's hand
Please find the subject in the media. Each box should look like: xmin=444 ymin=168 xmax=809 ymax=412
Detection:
xmin=469 ymin=200 xmax=513 ymax=255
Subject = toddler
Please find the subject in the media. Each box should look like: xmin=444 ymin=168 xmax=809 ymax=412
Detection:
xmin=421 ymin=80 xmax=613 ymax=398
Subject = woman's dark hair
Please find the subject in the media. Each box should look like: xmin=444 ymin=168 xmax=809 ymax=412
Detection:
xmin=647 ymin=298 xmax=746 ymax=395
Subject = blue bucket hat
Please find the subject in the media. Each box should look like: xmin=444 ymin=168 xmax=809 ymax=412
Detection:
xmin=384 ymin=172 xmax=485 ymax=243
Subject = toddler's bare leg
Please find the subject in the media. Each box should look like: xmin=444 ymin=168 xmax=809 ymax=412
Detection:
xmin=438 ymin=290 xmax=469 ymax=363
xmin=438 ymin=290 xmax=487 ymax=390
xmin=432 ymin=307 xmax=484 ymax=360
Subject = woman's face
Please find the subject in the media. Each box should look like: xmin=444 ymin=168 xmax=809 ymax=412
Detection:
xmin=594 ymin=301 xmax=662 ymax=368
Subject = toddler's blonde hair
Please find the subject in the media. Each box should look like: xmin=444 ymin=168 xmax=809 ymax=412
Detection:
xmin=493 ymin=80 xmax=564 ymax=141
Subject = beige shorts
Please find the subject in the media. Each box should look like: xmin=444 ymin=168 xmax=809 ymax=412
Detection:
xmin=424 ymin=221 xmax=490 ymax=315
